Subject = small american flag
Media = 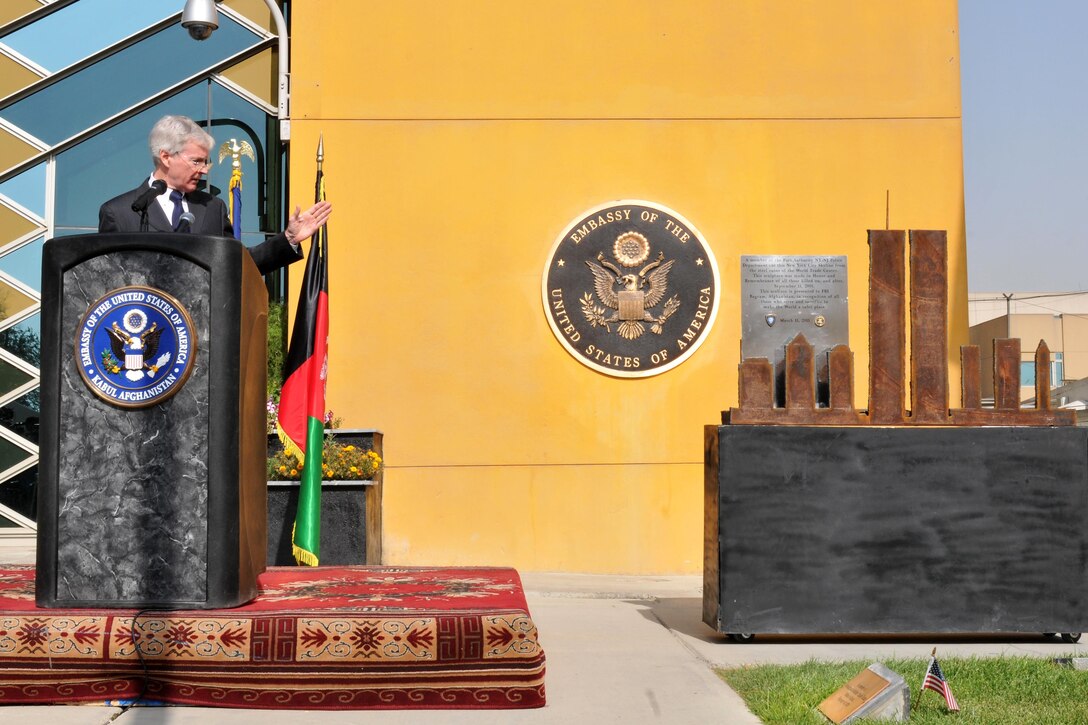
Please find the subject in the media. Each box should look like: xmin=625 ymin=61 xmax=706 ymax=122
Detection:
xmin=921 ymin=652 xmax=960 ymax=712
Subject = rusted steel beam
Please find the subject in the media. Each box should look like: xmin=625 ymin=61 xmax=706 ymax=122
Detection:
xmin=737 ymin=358 xmax=774 ymax=410
xmin=703 ymin=424 xmax=720 ymax=626
xmin=828 ymin=344 xmax=855 ymax=410
xmin=785 ymin=334 xmax=816 ymax=411
xmin=727 ymin=227 xmax=1072 ymax=428
xmin=908 ymin=230 xmax=949 ymax=423
xmin=1034 ymin=340 xmax=1052 ymax=410
xmin=949 ymin=408 xmax=1075 ymax=426
xmin=867 ymin=230 xmax=906 ymax=424
xmin=726 ymin=407 xmax=869 ymax=425
xmin=732 ymin=406 xmax=1075 ymax=426
xmin=960 ymin=345 xmax=982 ymax=409
xmin=993 ymin=338 xmax=1021 ymax=410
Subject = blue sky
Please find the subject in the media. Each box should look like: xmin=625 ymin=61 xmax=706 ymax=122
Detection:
xmin=4 ymin=1 xmax=1077 ymax=293
xmin=960 ymin=0 xmax=1088 ymax=292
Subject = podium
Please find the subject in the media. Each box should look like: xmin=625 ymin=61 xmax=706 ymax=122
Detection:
xmin=36 ymin=232 xmax=268 ymax=609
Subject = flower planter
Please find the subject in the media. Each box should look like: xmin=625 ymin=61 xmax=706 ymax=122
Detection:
xmin=266 ymin=430 xmax=383 ymax=566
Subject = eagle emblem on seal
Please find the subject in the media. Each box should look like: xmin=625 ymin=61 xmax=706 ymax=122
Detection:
xmin=580 ymin=231 xmax=681 ymax=340
xmin=106 ymin=308 xmax=171 ymax=382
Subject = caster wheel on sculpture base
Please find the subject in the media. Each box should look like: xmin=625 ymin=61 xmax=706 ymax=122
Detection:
xmin=1061 ymin=633 xmax=1081 ymax=644
xmin=728 ymin=633 xmax=755 ymax=643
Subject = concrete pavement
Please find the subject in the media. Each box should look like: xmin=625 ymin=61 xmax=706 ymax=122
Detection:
xmin=1 ymin=544 xmax=1083 ymax=724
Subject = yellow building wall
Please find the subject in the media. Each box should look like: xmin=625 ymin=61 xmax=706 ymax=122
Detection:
xmin=1062 ymin=316 xmax=1088 ymax=382
xmin=288 ymin=1 xmax=968 ymax=574
xmin=1011 ymin=316 xmax=1063 ymax=359
xmin=1010 ymin=315 xmax=1063 ymax=400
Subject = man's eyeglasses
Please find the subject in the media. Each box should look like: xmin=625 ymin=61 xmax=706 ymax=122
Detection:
xmin=176 ymin=154 xmax=213 ymax=171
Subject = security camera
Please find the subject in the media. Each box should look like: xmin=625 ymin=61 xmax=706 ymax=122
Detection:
xmin=184 ymin=22 xmax=216 ymax=41
xmin=181 ymin=0 xmax=219 ymax=41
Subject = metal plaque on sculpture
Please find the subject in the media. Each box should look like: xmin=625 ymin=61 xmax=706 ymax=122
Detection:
xmin=75 ymin=285 xmax=197 ymax=408
xmin=543 ymin=200 xmax=720 ymax=377
xmin=741 ymin=255 xmax=848 ymax=379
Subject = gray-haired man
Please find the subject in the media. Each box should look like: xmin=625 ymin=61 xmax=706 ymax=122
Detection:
xmin=98 ymin=115 xmax=331 ymax=275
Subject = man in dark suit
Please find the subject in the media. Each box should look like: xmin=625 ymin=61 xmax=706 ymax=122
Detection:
xmin=99 ymin=115 xmax=331 ymax=276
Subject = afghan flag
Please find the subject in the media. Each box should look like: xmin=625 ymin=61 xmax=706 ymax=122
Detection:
xmin=276 ymin=163 xmax=329 ymax=566
xmin=227 ymin=165 xmax=242 ymax=239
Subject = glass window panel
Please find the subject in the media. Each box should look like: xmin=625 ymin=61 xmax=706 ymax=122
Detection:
xmin=205 ymin=85 xmax=276 ymax=236
xmin=0 ymin=511 xmax=23 ymax=527
xmin=0 ymin=357 xmax=32 ymax=396
xmin=0 ymin=435 xmax=31 ymax=472
xmin=56 ymin=83 xmax=274 ymax=235
xmin=0 ymin=466 xmax=36 ymax=522
xmin=0 ymin=16 xmax=260 ymax=145
xmin=0 ymin=388 xmax=39 ymax=529
xmin=0 ymin=126 xmax=41 ymax=179
xmin=220 ymin=47 xmax=276 ymax=107
xmin=0 ymin=204 xmax=41 ymax=243
xmin=0 ymin=54 xmax=43 ymax=102
xmin=55 ymin=85 xmax=207 ymax=229
xmin=1 ymin=389 xmax=38 ymax=449
xmin=0 ymin=163 xmax=46 ymax=218
xmin=2 ymin=0 xmax=181 ymax=73
xmin=1020 ymin=361 xmax=1035 ymax=386
xmin=0 ymin=236 xmax=43 ymax=290
xmin=0 ymin=314 xmax=39 ymax=369
xmin=1 ymin=389 xmax=38 ymax=440
xmin=0 ymin=280 xmax=35 ymax=322
xmin=0 ymin=1 xmax=47 ymax=29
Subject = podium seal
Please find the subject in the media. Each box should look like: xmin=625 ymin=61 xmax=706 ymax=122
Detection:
xmin=75 ymin=286 xmax=197 ymax=408
xmin=542 ymin=200 xmax=719 ymax=377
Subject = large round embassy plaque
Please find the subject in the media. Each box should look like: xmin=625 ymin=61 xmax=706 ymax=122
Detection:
xmin=542 ymin=200 xmax=720 ymax=377
xmin=75 ymin=285 xmax=197 ymax=408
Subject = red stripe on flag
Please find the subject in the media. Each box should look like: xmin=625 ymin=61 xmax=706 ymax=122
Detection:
xmin=277 ymin=291 xmax=328 ymax=456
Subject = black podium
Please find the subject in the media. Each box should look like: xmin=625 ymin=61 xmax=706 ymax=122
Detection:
xmin=36 ymin=232 xmax=268 ymax=609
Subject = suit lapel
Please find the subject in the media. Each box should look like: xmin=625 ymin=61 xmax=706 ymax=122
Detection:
xmin=146 ymin=199 xmax=173 ymax=232
xmin=186 ymin=195 xmax=208 ymax=234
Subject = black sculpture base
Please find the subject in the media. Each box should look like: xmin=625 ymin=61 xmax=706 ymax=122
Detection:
xmin=704 ymin=425 xmax=1088 ymax=635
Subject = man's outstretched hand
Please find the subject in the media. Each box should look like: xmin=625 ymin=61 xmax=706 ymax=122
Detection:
xmin=285 ymin=201 xmax=332 ymax=245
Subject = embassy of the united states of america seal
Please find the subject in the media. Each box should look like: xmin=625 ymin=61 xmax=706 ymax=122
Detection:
xmin=542 ymin=200 xmax=720 ymax=377
xmin=75 ymin=286 xmax=197 ymax=408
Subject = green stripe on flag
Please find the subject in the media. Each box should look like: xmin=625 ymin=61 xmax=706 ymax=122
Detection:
xmin=292 ymin=416 xmax=325 ymax=566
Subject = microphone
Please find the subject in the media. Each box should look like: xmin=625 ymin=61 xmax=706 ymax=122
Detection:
xmin=177 ymin=212 xmax=196 ymax=233
xmin=131 ymin=179 xmax=167 ymax=213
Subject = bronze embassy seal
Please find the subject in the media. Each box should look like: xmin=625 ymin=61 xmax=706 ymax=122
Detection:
xmin=542 ymin=200 xmax=720 ymax=377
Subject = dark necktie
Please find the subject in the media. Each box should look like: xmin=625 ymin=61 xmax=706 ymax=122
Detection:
xmin=169 ymin=190 xmax=184 ymax=230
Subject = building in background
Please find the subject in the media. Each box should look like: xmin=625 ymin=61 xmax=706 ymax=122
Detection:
xmin=288 ymin=2 xmax=967 ymax=574
xmin=968 ymin=291 xmax=1088 ymax=403
xmin=0 ymin=0 xmax=286 ymax=546
xmin=1 ymin=2 xmax=970 ymax=574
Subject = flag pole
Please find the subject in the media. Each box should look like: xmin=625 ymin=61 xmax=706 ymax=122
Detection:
xmin=277 ymin=134 xmax=331 ymax=565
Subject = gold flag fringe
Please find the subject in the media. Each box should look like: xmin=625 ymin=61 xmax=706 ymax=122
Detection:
xmin=291 ymin=523 xmax=320 ymax=566
xmin=276 ymin=420 xmax=306 ymax=466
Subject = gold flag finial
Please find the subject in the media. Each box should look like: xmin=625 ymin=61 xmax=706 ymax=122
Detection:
xmin=316 ymin=134 xmax=324 ymax=170
xmin=217 ymin=138 xmax=255 ymax=170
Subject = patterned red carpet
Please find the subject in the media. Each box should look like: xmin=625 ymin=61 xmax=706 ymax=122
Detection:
xmin=0 ymin=565 xmax=545 ymax=709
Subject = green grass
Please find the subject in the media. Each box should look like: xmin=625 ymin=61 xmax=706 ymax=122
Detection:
xmin=718 ymin=656 xmax=1088 ymax=724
